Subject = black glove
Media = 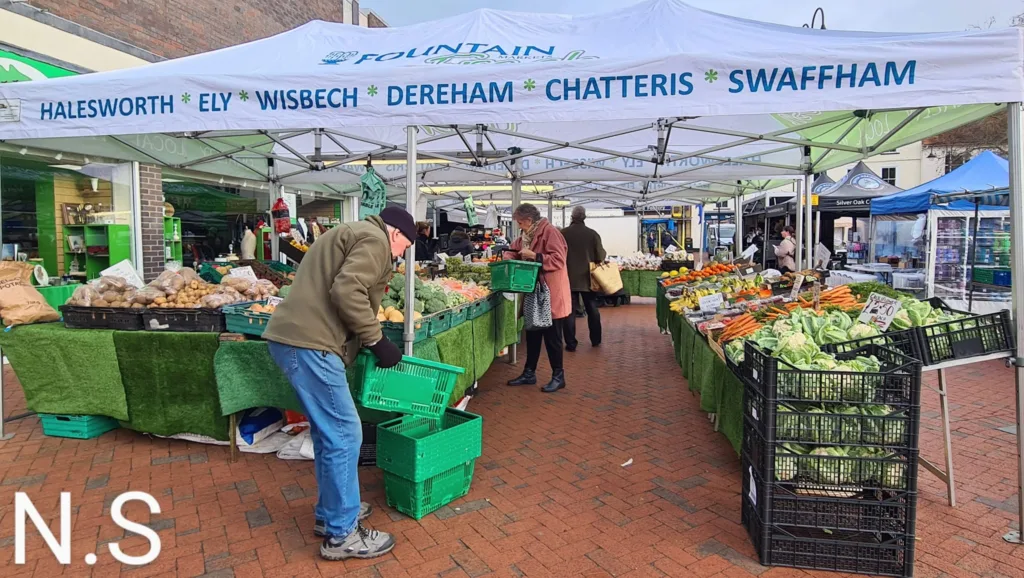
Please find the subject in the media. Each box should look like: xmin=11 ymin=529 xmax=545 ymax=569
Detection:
xmin=368 ymin=337 xmax=403 ymax=369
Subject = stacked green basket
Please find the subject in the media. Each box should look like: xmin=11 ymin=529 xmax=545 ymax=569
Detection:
xmin=348 ymin=350 xmax=483 ymax=519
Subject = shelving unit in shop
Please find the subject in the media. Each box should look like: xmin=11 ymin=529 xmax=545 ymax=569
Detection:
xmin=163 ymin=217 xmax=182 ymax=263
xmin=62 ymin=223 xmax=131 ymax=280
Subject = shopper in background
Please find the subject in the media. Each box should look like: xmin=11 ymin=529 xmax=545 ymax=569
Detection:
xmin=446 ymin=227 xmax=473 ymax=256
xmin=775 ymin=225 xmax=797 ymax=273
xmin=505 ymin=203 xmax=571 ymax=393
xmin=263 ymin=206 xmax=416 ymax=562
xmin=414 ymin=221 xmax=435 ymax=261
xmin=561 ymin=206 xmax=606 ymax=351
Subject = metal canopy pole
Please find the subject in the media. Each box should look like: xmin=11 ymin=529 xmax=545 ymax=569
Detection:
xmin=268 ymin=159 xmax=281 ymax=261
xmin=804 ymin=173 xmax=813 ymax=269
xmin=402 ymin=126 xmax=418 ymax=356
xmin=1004 ymin=102 xmax=1024 ymax=545
xmin=547 ymin=194 xmax=554 ymax=222
xmin=795 ymin=179 xmax=804 ymax=268
xmin=509 ymin=174 xmax=522 ymax=365
xmin=734 ymin=190 xmax=743 ymax=258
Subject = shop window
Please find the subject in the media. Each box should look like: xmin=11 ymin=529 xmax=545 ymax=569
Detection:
xmin=0 ymin=153 xmax=135 ymax=281
xmin=162 ymin=181 xmax=268 ymax=266
xmin=881 ymin=167 xmax=897 ymax=186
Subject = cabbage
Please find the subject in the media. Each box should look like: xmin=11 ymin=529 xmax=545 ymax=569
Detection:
xmin=725 ymin=339 xmax=745 ymax=364
xmin=815 ymin=324 xmax=849 ymax=346
xmin=777 ymin=405 xmax=799 ymax=439
xmin=861 ymin=405 xmax=904 ymax=445
xmin=771 ymin=319 xmax=795 ymax=336
xmin=808 ymin=446 xmax=854 ymax=485
xmin=775 ymin=443 xmax=807 ymax=481
xmin=890 ymin=310 xmax=913 ymax=330
xmin=828 ymin=310 xmax=854 ymax=331
xmin=848 ymin=322 xmax=881 ymax=340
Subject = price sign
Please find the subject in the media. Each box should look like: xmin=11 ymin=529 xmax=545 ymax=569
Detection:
xmin=812 ymin=281 xmax=821 ymax=310
xmin=229 ymin=266 xmax=259 ymax=283
xmin=858 ymin=293 xmax=902 ymax=331
xmin=814 ymin=243 xmax=832 ymax=269
xmin=101 ymin=259 xmax=145 ymax=289
xmin=267 ymin=296 xmax=284 ymax=307
xmin=698 ymin=292 xmax=724 ymax=313
xmin=789 ymin=274 xmax=805 ymax=301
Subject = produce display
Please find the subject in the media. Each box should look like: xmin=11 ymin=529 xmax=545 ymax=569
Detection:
xmin=249 ymin=302 xmax=277 ymax=314
xmin=612 ymin=253 xmax=662 ymax=271
xmin=380 ymin=273 xmax=489 ymax=317
xmin=65 ymin=269 xmax=264 ymax=310
xmin=444 ymin=258 xmax=491 ymax=285
xmin=213 ymin=261 xmax=295 ymax=286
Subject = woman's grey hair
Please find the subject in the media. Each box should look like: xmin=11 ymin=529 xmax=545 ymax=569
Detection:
xmin=512 ymin=203 xmax=542 ymax=223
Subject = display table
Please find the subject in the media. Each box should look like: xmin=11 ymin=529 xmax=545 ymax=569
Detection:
xmin=621 ymin=270 xmax=662 ymax=298
xmin=665 ymin=310 xmax=743 ymax=454
xmin=0 ymin=298 xmax=520 ymax=441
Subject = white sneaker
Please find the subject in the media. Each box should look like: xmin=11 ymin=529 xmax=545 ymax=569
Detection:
xmin=320 ymin=524 xmax=395 ymax=561
xmin=313 ymin=502 xmax=372 ymax=537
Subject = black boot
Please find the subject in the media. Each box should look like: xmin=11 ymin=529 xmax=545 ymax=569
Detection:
xmin=541 ymin=369 xmax=566 ymax=393
xmin=507 ymin=369 xmax=536 ymax=386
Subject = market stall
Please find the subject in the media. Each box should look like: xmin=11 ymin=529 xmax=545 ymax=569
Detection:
xmin=658 ymin=263 xmax=1016 ymax=574
xmin=1 ymin=0 xmax=1022 ymax=572
xmin=870 ymin=151 xmax=1011 ymax=312
xmin=0 ymin=286 xmax=519 ymax=440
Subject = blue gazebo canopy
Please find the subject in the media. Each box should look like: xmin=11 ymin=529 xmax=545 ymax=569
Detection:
xmin=870 ymin=151 xmax=1008 ymax=215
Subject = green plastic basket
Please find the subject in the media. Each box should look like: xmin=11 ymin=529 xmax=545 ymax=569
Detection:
xmin=349 ymin=350 xmax=464 ymax=418
xmin=426 ymin=310 xmax=452 ymax=337
xmin=40 ymin=414 xmax=119 ymax=439
xmin=489 ymin=260 xmax=541 ymax=293
xmin=384 ymin=460 xmax=476 ymax=520
xmin=376 ymin=409 xmax=483 ymax=482
xmin=263 ymin=260 xmax=295 ymax=274
xmin=223 ymin=301 xmax=271 ymax=336
xmin=198 ymin=262 xmax=225 ymax=284
xmin=381 ymin=320 xmax=430 ymax=344
xmin=466 ymin=299 xmax=487 ymax=319
xmin=449 ymin=304 xmax=469 ymax=328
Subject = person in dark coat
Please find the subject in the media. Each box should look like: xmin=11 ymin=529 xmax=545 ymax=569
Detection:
xmin=446 ymin=227 xmax=473 ymax=256
xmin=414 ymin=221 xmax=435 ymax=261
xmin=560 ymin=206 xmax=607 ymax=350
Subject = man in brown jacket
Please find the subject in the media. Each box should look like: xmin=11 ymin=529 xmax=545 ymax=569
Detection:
xmin=263 ymin=207 xmax=415 ymax=561
xmin=561 ymin=206 xmax=606 ymax=350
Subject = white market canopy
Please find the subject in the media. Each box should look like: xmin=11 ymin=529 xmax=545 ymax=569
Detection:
xmin=0 ymin=0 xmax=1020 ymax=207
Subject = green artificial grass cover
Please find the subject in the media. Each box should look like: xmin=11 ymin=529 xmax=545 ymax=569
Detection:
xmin=435 ymin=321 xmax=475 ymax=402
xmin=668 ymin=313 xmax=682 ymax=367
xmin=114 ymin=331 xmax=228 ymax=440
xmin=0 ymin=323 xmax=129 ymax=420
xmin=214 ymin=341 xmax=301 ymax=415
xmin=620 ymin=270 xmax=640 ymax=295
xmin=472 ymin=310 xmax=496 ymax=383
xmin=495 ymin=297 xmax=520 ymax=354
xmin=412 ymin=337 xmax=441 ymax=362
xmin=638 ymin=271 xmax=661 ymax=298
xmin=678 ymin=318 xmax=695 ymax=379
xmin=716 ymin=359 xmax=743 ymax=455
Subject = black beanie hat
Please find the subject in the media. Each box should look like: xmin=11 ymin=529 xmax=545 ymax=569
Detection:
xmin=378 ymin=206 xmax=417 ymax=243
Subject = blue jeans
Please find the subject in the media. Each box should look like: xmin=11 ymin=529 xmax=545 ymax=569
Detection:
xmin=268 ymin=342 xmax=362 ymax=538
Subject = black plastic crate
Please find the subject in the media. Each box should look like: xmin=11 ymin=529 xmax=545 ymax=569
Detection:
xmin=822 ymin=328 xmax=921 ymax=362
xmin=740 ymin=342 xmax=921 ymax=407
xmin=359 ymin=422 xmax=377 ymax=466
xmin=60 ymin=306 xmax=144 ymax=331
xmin=142 ymin=308 xmax=226 ymax=332
xmin=741 ymin=488 xmax=915 ymax=577
xmin=744 ymin=385 xmax=919 ymax=449
xmin=742 ymin=453 xmax=915 ymax=535
xmin=912 ymin=298 xmax=1014 ymax=366
xmin=743 ymin=423 xmax=919 ymax=494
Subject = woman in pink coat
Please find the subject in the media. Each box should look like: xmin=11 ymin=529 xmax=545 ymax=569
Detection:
xmin=504 ymin=203 xmax=571 ymax=393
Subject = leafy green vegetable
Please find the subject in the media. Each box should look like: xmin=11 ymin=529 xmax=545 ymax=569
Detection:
xmin=847 ymin=281 xmax=902 ymax=299
xmin=848 ymin=322 xmax=881 ymax=340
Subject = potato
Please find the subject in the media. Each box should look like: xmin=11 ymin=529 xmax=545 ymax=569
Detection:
xmin=94 ymin=299 xmax=109 ymax=307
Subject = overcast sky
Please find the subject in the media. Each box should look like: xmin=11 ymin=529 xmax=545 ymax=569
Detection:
xmin=361 ymin=0 xmax=1022 ymax=32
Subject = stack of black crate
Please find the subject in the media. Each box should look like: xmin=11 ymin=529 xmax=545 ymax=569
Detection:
xmin=738 ymin=339 xmax=922 ymax=577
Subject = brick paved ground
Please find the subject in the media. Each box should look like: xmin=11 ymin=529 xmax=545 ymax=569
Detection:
xmin=0 ymin=303 xmax=1021 ymax=577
